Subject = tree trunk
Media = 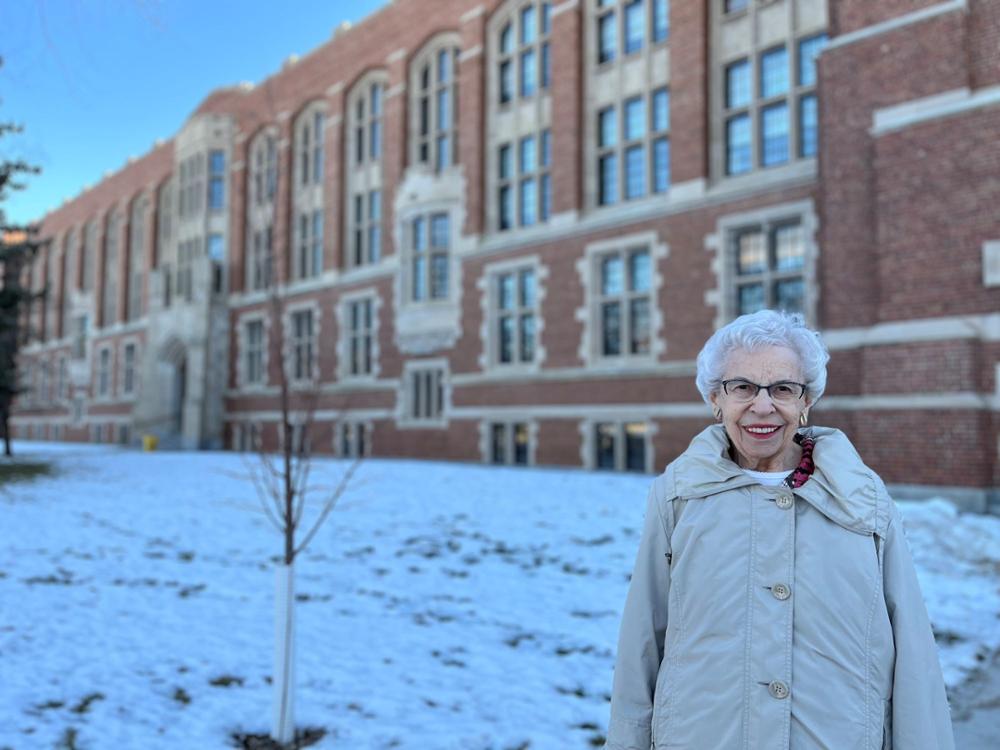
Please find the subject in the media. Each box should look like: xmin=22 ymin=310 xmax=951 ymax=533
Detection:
xmin=271 ymin=561 xmax=296 ymax=744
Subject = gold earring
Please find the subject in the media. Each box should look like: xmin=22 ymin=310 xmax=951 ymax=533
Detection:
xmin=799 ymin=412 xmax=808 ymax=427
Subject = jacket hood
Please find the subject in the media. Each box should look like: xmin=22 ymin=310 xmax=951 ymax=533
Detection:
xmin=670 ymin=425 xmax=890 ymax=536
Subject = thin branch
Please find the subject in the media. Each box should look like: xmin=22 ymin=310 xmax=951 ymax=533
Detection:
xmin=294 ymin=458 xmax=362 ymax=557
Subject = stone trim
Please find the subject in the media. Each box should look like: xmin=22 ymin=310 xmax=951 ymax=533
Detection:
xmin=872 ymin=85 xmax=1000 ymax=136
xmin=575 ymin=229 xmax=669 ymax=368
xmin=235 ymin=309 xmax=270 ymax=391
xmin=825 ymin=0 xmax=967 ymax=51
xmin=822 ymin=312 xmax=1000 ymax=349
xmin=476 ymin=253 xmax=548 ymax=374
xmin=282 ymin=298 xmax=322 ymax=387
xmin=336 ymin=286 xmax=383 ymax=382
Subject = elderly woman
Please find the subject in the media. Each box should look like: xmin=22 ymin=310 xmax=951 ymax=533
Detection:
xmin=605 ymin=310 xmax=953 ymax=749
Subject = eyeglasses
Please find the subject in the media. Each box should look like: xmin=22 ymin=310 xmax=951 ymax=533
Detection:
xmin=721 ymin=378 xmax=807 ymax=403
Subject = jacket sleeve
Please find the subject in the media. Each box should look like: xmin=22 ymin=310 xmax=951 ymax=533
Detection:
xmin=882 ymin=502 xmax=955 ymax=749
xmin=606 ymin=478 xmax=673 ymax=750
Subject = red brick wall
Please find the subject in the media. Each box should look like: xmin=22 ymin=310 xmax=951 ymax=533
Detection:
xmin=831 ymin=0 xmax=947 ymax=36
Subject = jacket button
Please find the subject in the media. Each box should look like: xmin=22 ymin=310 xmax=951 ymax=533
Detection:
xmin=776 ymin=495 xmax=794 ymax=510
xmin=768 ymin=680 xmax=790 ymax=700
xmin=772 ymin=583 xmax=791 ymax=600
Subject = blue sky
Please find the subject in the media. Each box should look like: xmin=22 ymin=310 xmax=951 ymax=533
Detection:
xmin=0 ymin=0 xmax=387 ymax=225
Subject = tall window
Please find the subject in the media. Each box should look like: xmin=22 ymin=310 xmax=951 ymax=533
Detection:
xmin=490 ymin=422 xmax=530 ymax=465
xmin=127 ymin=197 xmax=146 ymax=321
xmin=595 ymin=247 xmax=652 ymax=357
xmin=157 ymin=179 xmax=174 ymax=271
xmin=97 ymin=347 xmax=112 ymax=397
xmin=289 ymin=309 xmax=316 ymax=382
xmin=251 ymin=134 xmax=278 ymax=206
xmin=293 ymin=104 xmax=326 ymax=281
xmin=102 ymin=211 xmax=120 ymax=326
xmin=247 ymin=130 xmax=277 ymax=290
xmin=294 ymin=209 xmax=323 ymax=281
xmin=61 ymin=229 xmax=76 ymax=334
xmin=347 ymin=298 xmax=374 ymax=377
xmin=595 ymin=421 xmax=649 ymax=472
xmin=497 ymin=1 xmax=551 ymax=105
xmin=208 ymin=150 xmax=226 ymax=211
xmin=596 ymin=0 xmax=668 ymax=65
xmin=177 ymin=238 xmax=197 ymax=303
xmin=492 ymin=267 xmax=537 ymax=365
xmin=82 ymin=220 xmax=98 ymax=292
xmin=413 ymin=43 xmax=459 ymax=171
xmin=244 ymin=319 xmax=265 ymax=385
xmin=178 ymin=154 xmax=204 ymax=219
xmin=72 ymin=315 xmax=88 ymax=360
xmin=346 ymin=77 xmax=386 ymax=269
xmin=406 ymin=366 xmax=444 ymax=422
xmin=297 ymin=109 xmax=325 ymax=187
xmin=731 ymin=222 xmax=805 ymax=315
xmin=498 ymin=130 xmax=552 ymax=230
xmin=409 ymin=213 xmax=450 ymax=302
xmin=597 ymin=89 xmax=670 ymax=205
xmin=122 ymin=342 xmax=137 ymax=395
xmin=723 ymin=34 xmax=827 ymax=175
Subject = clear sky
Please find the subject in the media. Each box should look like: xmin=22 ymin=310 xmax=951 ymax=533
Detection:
xmin=0 ymin=0 xmax=388 ymax=225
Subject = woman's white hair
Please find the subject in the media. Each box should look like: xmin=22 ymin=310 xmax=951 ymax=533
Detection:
xmin=695 ymin=309 xmax=830 ymax=405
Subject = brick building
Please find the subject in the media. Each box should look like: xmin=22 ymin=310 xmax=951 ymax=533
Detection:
xmin=10 ymin=0 xmax=1000 ymax=509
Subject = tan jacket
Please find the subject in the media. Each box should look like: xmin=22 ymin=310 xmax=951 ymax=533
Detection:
xmin=606 ymin=426 xmax=954 ymax=749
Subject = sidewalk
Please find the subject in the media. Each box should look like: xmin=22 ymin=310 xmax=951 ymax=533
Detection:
xmin=950 ymin=650 xmax=1000 ymax=749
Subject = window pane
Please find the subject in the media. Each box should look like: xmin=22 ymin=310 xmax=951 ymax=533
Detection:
xmin=541 ymin=130 xmax=552 ymax=166
xmin=431 ymin=254 xmax=449 ymax=299
xmin=520 ymin=314 xmax=535 ymax=361
xmin=760 ymin=47 xmax=788 ymax=98
xmin=521 ymin=5 xmax=536 ymax=43
xmin=602 ymin=255 xmax=623 ymax=295
xmin=798 ymin=34 xmax=828 ymax=87
xmin=520 ymin=268 xmax=536 ymax=307
xmin=542 ymin=2 xmax=552 ymax=34
xmin=624 ymin=0 xmax=645 ymax=54
xmin=499 ymin=144 xmax=512 ymax=179
xmin=412 ymin=216 xmax=426 ymax=251
xmin=624 ymin=422 xmax=647 ymax=472
xmin=513 ymin=423 xmax=529 ymax=465
xmin=761 ymin=102 xmax=789 ymax=166
xmin=725 ymin=0 xmax=748 ymax=11
xmin=630 ymin=298 xmax=651 ymax=354
xmin=492 ymin=423 xmax=506 ymax=463
xmin=420 ymin=97 xmax=430 ymax=139
xmin=430 ymin=213 xmax=449 ymax=248
xmin=726 ymin=114 xmax=752 ymax=175
xmin=599 ymin=107 xmax=617 ymax=148
xmin=652 ymin=89 xmax=669 ymax=133
xmin=625 ymin=97 xmax=645 ymax=140
xmin=520 ymin=178 xmax=537 ymax=225
xmin=520 ymin=49 xmax=537 ymax=97
xmin=438 ymin=48 xmax=451 ymax=82
xmin=599 ymin=154 xmax=618 ymax=205
xmin=737 ymin=231 xmax=766 ymax=274
xmin=774 ymin=278 xmax=805 ymax=314
xmin=737 ymin=283 xmax=765 ymax=314
xmin=541 ymin=42 xmax=551 ymax=89
xmin=370 ymin=120 xmax=381 ymax=159
xmin=774 ymin=224 xmax=804 ymax=271
xmin=653 ymin=0 xmax=669 ymax=42
xmin=540 ymin=174 xmax=551 ymax=220
xmin=726 ymin=60 xmax=751 ymax=109
xmin=413 ymin=257 xmax=426 ymax=300
xmin=499 ymin=273 xmax=515 ymax=310
xmin=500 ymin=60 xmax=513 ymax=104
xmin=596 ymin=423 xmax=616 ymax=470
xmin=653 ymin=138 xmax=670 ymax=193
xmin=519 ymin=135 xmax=537 ymax=173
xmin=370 ymin=190 xmax=381 ymax=219
xmin=625 ymin=145 xmax=646 ymax=200
xmin=500 ymin=23 xmax=513 ymax=54
xmin=602 ymin=302 xmax=622 ymax=356
xmin=499 ymin=185 xmax=513 ymax=230
xmin=436 ymin=135 xmax=450 ymax=170
xmin=437 ymin=89 xmax=450 ymax=128
xmin=598 ymin=12 xmax=617 ymax=64
xmin=499 ymin=315 xmax=514 ymax=362
xmin=799 ymin=94 xmax=818 ymax=158
xmin=630 ymin=250 xmax=651 ymax=292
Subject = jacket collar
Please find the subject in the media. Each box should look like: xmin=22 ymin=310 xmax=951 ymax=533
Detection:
xmin=672 ymin=425 xmax=884 ymax=535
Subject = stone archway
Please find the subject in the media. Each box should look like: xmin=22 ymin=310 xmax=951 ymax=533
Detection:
xmin=156 ymin=336 xmax=188 ymax=446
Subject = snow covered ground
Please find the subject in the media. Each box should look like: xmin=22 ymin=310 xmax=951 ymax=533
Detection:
xmin=1 ymin=442 xmax=998 ymax=749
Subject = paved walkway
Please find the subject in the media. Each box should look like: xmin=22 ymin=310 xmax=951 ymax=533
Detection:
xmin=950 ymin=651 xmax=1000 ymax=749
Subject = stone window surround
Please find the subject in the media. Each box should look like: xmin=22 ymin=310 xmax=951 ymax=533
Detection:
xmin=336 ymin=286 xmax=383 ymax=382
xmin=397 ymin=357 xmax=450 ymax=429
xmin=578 ymin=415 xmax=658 ymax=471
xmin=485 ymin=0 xmax=552 ymax=235
xmin=408 ymin=32 xmax=461 ymax=171
xmin=345 ymin=71 xmax=388 ymax=269
xmin=282 ymin=298 xmax=322 ymax=387
xmin=574 ymin=229 xmax=669 ymax=368
xmin=584 ymin=0 xmax=671 ymax=213
xmin=118 ymin=335 xmax=141 ymax=398
xmin=702 ymin=198 xmax=819 ymax=328
xmin=711 ymin=0 xmax=827 ymax=181
xmin=236 ymin=309 xmax=271 ymax=391
xmin=476 ymin=253 xmax=549 ymax=374
xmin=94 ymin=343 xmax=114 ymax=401
xmin=478 ymin=416 xmax=539 ymax=466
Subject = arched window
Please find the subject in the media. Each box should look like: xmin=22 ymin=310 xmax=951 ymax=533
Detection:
xmin=292 ymin=101 xmax=327 ymax=281
xmin=246 ymin=127 xmax=279 ymax=290
xmin=487 ymin=1 xmax=553 ymax=233
xmin=61 ymin=228 xmax=76 ymax=335
xmin=82 ymin=219 xmax=98 ymax=292
xmin=102 ymin=209 xmax=121 ymax=326
xmin=127 ymin=195 xmax=148 ymax=321
xmin=410 ymin=36 xmax=460 ymax=171
xmin=345 ymin=73 xmax=387 ymax=269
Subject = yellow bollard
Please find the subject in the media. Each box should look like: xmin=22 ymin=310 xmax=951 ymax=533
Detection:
xmin=142 ymin=434 xmax=159 ymax=452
